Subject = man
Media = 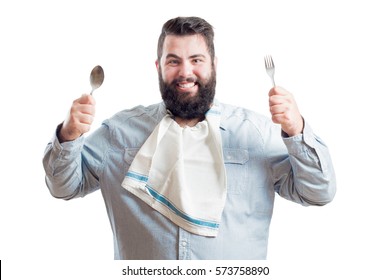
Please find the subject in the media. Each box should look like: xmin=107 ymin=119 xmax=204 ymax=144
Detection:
xmin=43 ymin=16 xmax=336 ymax=259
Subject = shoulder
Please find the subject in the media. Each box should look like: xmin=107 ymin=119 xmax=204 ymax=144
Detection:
xmin=101 ymin=102 xmax=166 ymax=147
xmin=107 ymin=102 xmax=165 ymax=124
xmin=218 ymin=101 xmax=282 ymax=149
xmin=218 ymin=101 xmax=273 ymax=131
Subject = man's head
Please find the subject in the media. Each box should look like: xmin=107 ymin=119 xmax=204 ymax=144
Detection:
xmin=157 ymin=17 xmax=215 ymax=63
xmin=156 ymin=17 xmax=217 ymax=120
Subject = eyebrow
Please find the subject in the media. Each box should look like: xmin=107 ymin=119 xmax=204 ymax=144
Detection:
xmin=165 ymin=53 xmax=207 ymax=60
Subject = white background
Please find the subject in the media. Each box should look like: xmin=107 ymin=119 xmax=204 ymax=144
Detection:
xmin=1 ymin=0 xmax=389 ymax=279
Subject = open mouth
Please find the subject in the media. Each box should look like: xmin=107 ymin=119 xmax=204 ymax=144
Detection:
xmin=177 ymin=82 xmax=196 ymax=89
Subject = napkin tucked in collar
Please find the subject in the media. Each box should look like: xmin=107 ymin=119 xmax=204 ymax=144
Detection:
xmin=121 ymin=105 xmax=227 ymax=237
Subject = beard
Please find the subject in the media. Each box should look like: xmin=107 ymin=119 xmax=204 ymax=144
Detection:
xmin=158 ymin=69 xmax=216 ymax=120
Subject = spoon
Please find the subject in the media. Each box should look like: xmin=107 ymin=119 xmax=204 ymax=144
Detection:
xmin=89 ymin=65 xmax=104 ymax=95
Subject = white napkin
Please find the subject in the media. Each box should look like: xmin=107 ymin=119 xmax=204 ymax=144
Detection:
xmin=121 ymin=105 xmax=227 ymax=237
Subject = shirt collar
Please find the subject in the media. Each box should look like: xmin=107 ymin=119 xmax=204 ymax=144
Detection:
xmin=157 ymin=99 xmax=227 ymax=131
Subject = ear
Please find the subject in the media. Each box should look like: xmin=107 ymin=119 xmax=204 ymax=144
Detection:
xmin=155 ymin=59 xmax=159 ymax=71
xmin=213 ymin=56 xmax=218 ymax=70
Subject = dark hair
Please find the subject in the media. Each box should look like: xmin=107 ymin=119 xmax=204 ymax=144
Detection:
xmin=157 ymin=17 xmax=215 ymax=62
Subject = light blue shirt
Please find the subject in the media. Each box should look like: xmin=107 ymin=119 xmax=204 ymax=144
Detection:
xmin=43 ymin=101 xmax=336 ymax=260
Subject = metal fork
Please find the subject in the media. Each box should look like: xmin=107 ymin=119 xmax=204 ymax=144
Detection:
xmin=264 ymin=55 xmax=275 ymax=87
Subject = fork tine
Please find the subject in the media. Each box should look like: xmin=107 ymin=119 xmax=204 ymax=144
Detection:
xmin=264 ymin=55 xmax=274 ymax=68
xmin=264 ymin=55 xmax=269 ymax=68
xmin=269 ymin=55 xmax=274 ymax=68
xmin=264 ymin=55 xmax=275 ymax=86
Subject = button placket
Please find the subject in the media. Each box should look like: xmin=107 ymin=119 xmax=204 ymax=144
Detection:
xmin=178 ymin=228 xmax=191 ymax=260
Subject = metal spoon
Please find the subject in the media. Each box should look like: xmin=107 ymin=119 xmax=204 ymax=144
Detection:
xmin=89 ymin=65 xmax=104 ymax=95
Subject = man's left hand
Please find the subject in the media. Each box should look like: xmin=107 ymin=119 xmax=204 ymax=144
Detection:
xmin=268 ymin=86 xmax=304 ymax=137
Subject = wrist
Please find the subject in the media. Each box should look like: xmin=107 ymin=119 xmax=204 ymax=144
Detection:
xmin=56 ymin=123 xmax=80 ymax=143
xmin=282 ymin=117 xmax=304 ymax=137
xmin=56 ymin=123 xmax=66 ymax=143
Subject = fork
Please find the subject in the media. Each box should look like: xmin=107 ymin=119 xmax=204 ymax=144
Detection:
xmin=264 ymin=55 xmax=275 ymax=87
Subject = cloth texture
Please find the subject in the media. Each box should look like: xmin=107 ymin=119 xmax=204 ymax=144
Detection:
xmin=43 ymin=101 xmax=336 ymax=260
xmin=121 ymin=106 xmax=226 ymax=236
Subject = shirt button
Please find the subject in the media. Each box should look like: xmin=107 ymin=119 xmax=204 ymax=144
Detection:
xmin=181 ymin=241 xmax=187 ymax=247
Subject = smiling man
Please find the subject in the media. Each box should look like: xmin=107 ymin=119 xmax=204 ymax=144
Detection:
xmin=43 ymin=16 xmax=336 ymax=259
xmin=157 ymin=29 xmax=217 ymax=126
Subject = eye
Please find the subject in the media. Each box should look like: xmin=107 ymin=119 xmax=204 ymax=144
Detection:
xmin=192 ymin=58 xmax=203 ymax=64
xmin=167 ymin=59 xmax=180 ymax=65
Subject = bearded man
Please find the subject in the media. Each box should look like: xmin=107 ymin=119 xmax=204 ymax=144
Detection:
xmin=43 ymin=16 xmax=336 ymax=260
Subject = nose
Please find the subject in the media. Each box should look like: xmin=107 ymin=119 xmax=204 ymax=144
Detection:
xmin=178 ymin=60 xmax=194 ymax=78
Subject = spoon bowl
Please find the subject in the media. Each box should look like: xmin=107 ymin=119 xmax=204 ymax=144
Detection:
xmin=90 ymin=65 xmax=104 ymax=95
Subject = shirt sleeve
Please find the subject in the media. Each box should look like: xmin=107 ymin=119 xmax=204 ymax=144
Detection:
xmin=270 ymin=121 xmax=336 ymax=206
xmin=42 ymin=123 xmax=109 ymax=200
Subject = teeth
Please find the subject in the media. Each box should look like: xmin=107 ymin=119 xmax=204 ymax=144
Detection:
xmin=178 ymin=83 xmax=195 ymax=88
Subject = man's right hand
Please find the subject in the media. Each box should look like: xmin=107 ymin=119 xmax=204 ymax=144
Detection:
xmin=58 ymin=94 xmax=96 ymax=143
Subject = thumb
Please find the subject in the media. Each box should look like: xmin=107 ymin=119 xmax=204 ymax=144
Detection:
xmin=79 ymin=93 xmax=96 ymax=105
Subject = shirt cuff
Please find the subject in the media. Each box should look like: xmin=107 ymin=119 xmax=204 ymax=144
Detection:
xmin=282 ymin=121 xmax=317 ymax=156
xmin=52 ymin=123 xmax=84 ymax=158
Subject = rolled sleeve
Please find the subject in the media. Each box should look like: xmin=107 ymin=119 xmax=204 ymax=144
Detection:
xmin=43 ymin=125 xmax=86 ymax=199
xmin=280 ymin=122 xmax=336 ymax=206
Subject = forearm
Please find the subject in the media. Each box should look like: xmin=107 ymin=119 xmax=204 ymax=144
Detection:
xmin=276 ymin=123 xmax=336 ymax=206
xmin=43 ymin=126 xmax=86 ymax=199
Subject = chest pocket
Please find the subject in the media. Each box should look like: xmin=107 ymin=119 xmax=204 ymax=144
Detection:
xmin=223 ymin=148 xmax=249 ymax=194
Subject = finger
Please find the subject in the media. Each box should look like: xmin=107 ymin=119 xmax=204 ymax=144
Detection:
xmin=268 ymin=88 xmax=276 ymax=97
xmin=76 ymin=103 xmax=96 ymax=116
xmin=270 ymin=104 xmax=288 ymax=115
xmin=76 ymin=112 xmax=95 ymax=125
xmin=60 ymin=117 xmax=92 ymax=142
xmin=271 ymin=113 xmax=292 ymax=125
xmin=271 ymin=113 xmax=283 ymax=124
xmin=78 ymin=94 xmax=96 ymax=105
xmin=70 ymin=104 xmax=95 ymax=121
xmin=74 ymin=122 xmax=93 ymax=135
xmin=268 ymin=86 xmax=288 ymax=97
xmin=269 ymin=95 xmax=286 ymax=106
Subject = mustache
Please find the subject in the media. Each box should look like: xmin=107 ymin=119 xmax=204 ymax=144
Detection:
xmin=173 ymin=77 xmax=198 ymax=84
